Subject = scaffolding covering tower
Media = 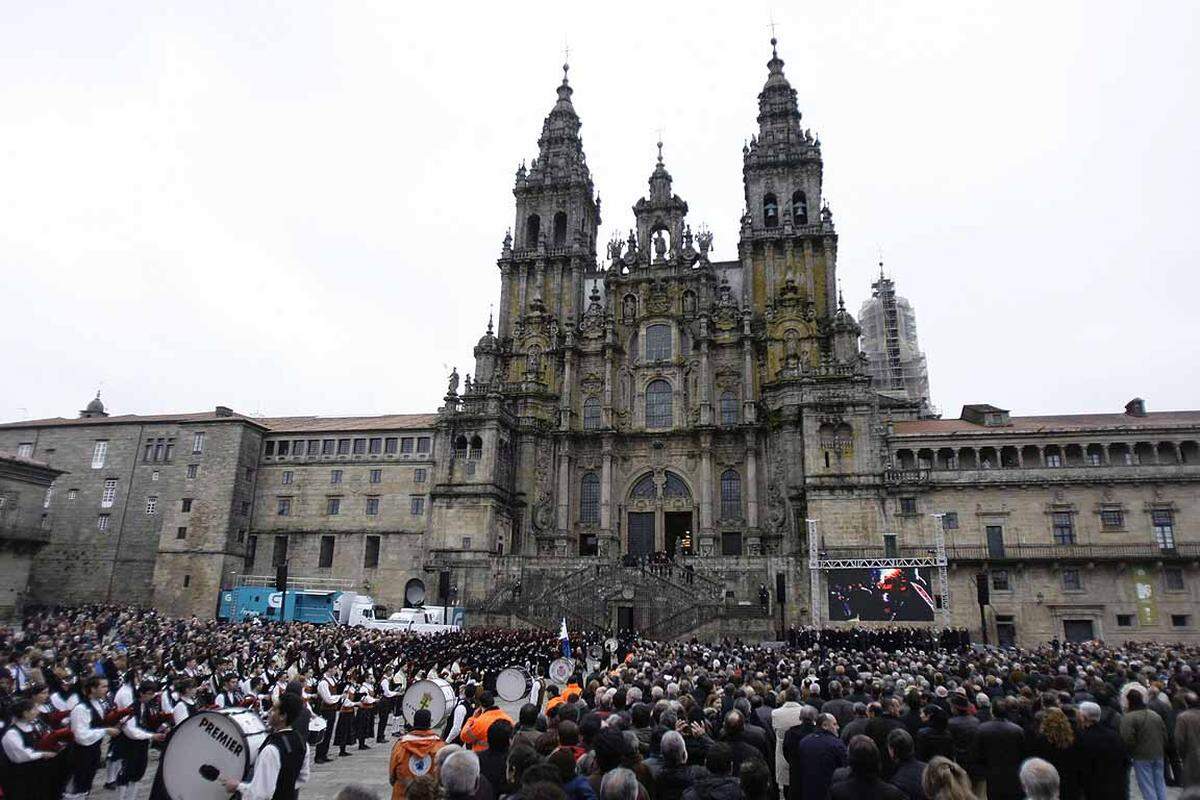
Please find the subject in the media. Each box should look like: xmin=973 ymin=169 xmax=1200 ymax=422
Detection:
xmin=859 ymin=264 xmax=933 ymax=414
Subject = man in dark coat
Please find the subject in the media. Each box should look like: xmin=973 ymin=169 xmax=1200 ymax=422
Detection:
xmin=885 ymin=729 xmax=927 ymax=800
xmin=968 ymin=698 xmax=1026 ymax=800
xmin=719 ymin=711 xmax=767 ymax=776
xmin=1078 ymin=701 xmax=1131 ymax=800
xmin=864 ymin=697 xmax=907 ymax=776
xmin=476 ymin=719 xmax=513 ymax=796
xmin=682 ymin=743 xmax=744 ymax=800
xmin=791 ymin=714 xmax=847 ymax=800
xmin=946 ymin=694 xmax=981 ymax=778
xmin=829 ymin=735 xmax=905 ymax=800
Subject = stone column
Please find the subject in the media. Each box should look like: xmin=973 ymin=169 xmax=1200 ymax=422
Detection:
xmin=556 ymin=440 xmax=571 ymax=534
xmin=559 ymin=345 xmax=573 ymax=431
xmin=699 ymin=433 xmax=715 ymax=553
xmin=601 ymin=442 xmax=613 ymax=531
xmin=746 ymin=431 xmax=759 ymax=529
xmin=603 ymin=350 xmax=614 ymax=428
xmin=741 ymin=317 xmax=756 ymax=424
xmin=498 ymin=264 xmax=513 ymax=339
xmin=699 ymin=336 xmax=712 ymax=426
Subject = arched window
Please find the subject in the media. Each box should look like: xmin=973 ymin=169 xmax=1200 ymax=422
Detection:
xmin=664 ymin=472 xmax=691 ymax=499
xmin=525 ymin=214 xmax=540 ymax=247
xmin=792 ymin=190 xmax=808 ymax=225
xmin=720 ymin=392 xmax=739 ymax=426
xmin=645 ymin=380 xmax=673 ymax=428
xmin=582 ymin=396 xmax=601 ymax=430
xmin=553 ymin=211 xmax=568 ymax=247
xmin=630 ymin=473 xmax=657 ymax=499
xmin=469 ymin=436 xmax=483 ymax=460
xmin=453 ymin=435 xmax=468 ymax=456
xmin=720 ymin=470 xmax=741 ymax=519
xmin=645 ymin=324 xmax=672 ymax=361
xmin=763 ymin=194 xmax=779 ymax=228
xmin=580 ymin=473 xmax=600 ymax=523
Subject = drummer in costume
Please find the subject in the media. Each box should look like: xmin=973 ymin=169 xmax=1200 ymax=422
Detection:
xmin=314 ymin=665 xmax=342 ymax=764
xmin=377 ymin=669 xmax=401 ymax=742
xmin=63 ymin=676 xmax=120 ymax=800
xmin=355 ymin=672 xmax=377 ymax=751
xmin=0 ymin=698 xmax=57 ymax=800
xmin=103 ymin=668 xmax=138 ymax=790
xmin=220 ymin=692 xmax=309 ymax=800
xmin=444 ymin=681 xmax=473 ymax=745
xmin=112 ymin=682 xmax=165 ymax=800
xmin=389 ymin=708 xmax=444 ymax=800
xmin=215 ymin=673 xmax=245 ymax=709
xmin=333 ymin=669 xmax=360 ymax=758
xmin=458 ymin=691 xmax=511 ymax=753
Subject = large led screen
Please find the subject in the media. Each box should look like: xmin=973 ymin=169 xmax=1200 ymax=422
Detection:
xmin=827 ymin=567 xmax=936 ymax=622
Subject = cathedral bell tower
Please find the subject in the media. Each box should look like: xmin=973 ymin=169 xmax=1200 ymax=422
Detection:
xmin=498 ymin=63 xmax=601 ymax=343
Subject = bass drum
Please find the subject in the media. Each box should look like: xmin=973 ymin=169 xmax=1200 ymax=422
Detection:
xmin=401 ymin=678 xmax=457 ymax=729
xmin=496 ymin=667 xmax=534 ymax=703
xmin=548 ymin=658 xmax=574 ymax=686
xmin=306 ymin=710 xmax=328 ymax=745
xmin=163 ymin=708 xmax=269 ymax=800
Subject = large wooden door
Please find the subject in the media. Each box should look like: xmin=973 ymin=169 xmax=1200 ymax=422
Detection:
xmin=628 ymin=512 xmax=655 ymax=556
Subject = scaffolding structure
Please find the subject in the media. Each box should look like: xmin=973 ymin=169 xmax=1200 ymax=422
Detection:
xmin=806 ymin=517 xmax=951 ymax=628
xmin=858 ymin=267 xmax=932 ymax=413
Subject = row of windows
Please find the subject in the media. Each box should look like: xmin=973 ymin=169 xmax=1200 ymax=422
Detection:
xmin=578 ymin=470 xmax=743 ymax=521
xmin=903 ymin=499 xmax=1180 ymax=549
xmin=248 ymin=534 xmax=382 ymax=570
xmin=143 ymin=496 xmax=193 ymax=515
xmin=265 ymin=436 xmax=431 ymax=458
xmin=580 ymin=392 xmax=741 ymax=430
xmin=1117 ymin=612 xmax=1192 ymax=628
xmin=17 ymin=435 xmax=205 ymax=470
xmin=895 ymin=440 xmax=1199 ymax=470
xmin=990 ymin=567 xmax=1188 ymax=598
xmin=276 ymin=495 xmax=425 ymax=517
xmin=280 ymin=467 xmax=426 ymax=486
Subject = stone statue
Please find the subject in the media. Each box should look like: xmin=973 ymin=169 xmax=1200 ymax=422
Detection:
xmin=464 ymin=374 xmax=473 ymax=394
xmin=622 ymin=294 xmax=637 ymax=323
xmin=653 ymin=230 xmax=667 ymax=261
xmin=526 ymin=346 xmax=542 ymax=375
xmin=697 ymin=229 xmax=713 ymax=262
xmin=447 ymin=367 xmax=460 ymax=395
xmin=607 ymin=236 xmax=623 ymax=264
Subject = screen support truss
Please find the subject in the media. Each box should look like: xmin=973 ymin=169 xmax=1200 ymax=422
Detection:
xmin=806 ymin=518 xmax=951 ymax=629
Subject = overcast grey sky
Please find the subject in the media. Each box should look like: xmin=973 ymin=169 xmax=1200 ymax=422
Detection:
xmin=2 ymin=1 xmax=1197 ymax=422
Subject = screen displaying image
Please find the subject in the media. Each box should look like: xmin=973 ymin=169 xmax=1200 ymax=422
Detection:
xmin=827 ymin=567 xmax=935 ymax=622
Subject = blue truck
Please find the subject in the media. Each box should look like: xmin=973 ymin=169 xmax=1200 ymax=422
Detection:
xmin=217 ymin=587 xmax=463 ymax=630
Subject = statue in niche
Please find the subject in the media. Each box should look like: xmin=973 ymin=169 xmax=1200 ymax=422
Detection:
xmin=607 ymin=236 xmax=624 ymax=265
xmin=784 ymin=329 xmax=800 ymax=368
xmin=447 ymin=367 xmax=460 ymax=395
xmin=622 ymin=294 xmax=637 ymax=324
xmin=682 ymin=291 xmax=696 ymax=316
xmin=526 ymin=346 xmax=542 ymax=375
xmin=464 ymin=374 xmax=473 ymax=394
xmin=653 ymin=230 xmax=668 ymax=262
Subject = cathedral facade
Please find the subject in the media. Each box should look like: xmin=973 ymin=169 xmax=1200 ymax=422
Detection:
xmin=2 ymin=42 xmax=1198 ymax=645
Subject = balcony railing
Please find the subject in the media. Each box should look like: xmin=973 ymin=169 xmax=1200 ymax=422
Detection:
xmin=818 ymin=542 xmax=1200 ymax=562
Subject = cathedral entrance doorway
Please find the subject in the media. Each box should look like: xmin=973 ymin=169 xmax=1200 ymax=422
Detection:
xmin=623 ymin=470 xmax=695 ymax=556
xmin=665 ymin=512 xmax=693 ymax=557
xmin=628 ymin=512 xmax=654 ymax=556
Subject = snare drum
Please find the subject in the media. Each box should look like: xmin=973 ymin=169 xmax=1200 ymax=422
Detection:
xmin=401 ymin=678 xmax=457 ymax=729
xmin=496 ymin=667 xmax=534 ymax=703
xmin=306 ymin=710 xmax=328 ymax=745
xmin=162 ymin=708 xmax=268 ymax=800
xmin=548 ymin=658 xmax=574 ymax=686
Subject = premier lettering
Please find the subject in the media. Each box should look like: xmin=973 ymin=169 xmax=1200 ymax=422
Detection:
xmin=199 ymin=717 xmax=244 ymax=757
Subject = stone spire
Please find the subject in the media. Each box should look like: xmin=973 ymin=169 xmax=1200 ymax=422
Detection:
xmin=524 ymin=61 xmax=593 ymax=189
xmin=755 ymin=38 xmax=805 ymax=150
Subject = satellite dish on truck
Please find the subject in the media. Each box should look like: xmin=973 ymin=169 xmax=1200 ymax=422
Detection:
xmin=404 ymin=578 xmax=426 ymax=607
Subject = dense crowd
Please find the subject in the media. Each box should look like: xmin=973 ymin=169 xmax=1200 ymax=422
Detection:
xmin=2 ymin=606 xmax=1200 ymax=800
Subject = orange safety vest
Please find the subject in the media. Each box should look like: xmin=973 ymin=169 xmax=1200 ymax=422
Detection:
xmin=390 ymin=729 xmax=445 ymax=800
xmin=459 ymin=706 xmax=513 ymax=752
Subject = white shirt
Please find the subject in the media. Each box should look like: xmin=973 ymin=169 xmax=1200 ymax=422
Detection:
xmin=172 ymin=698 xmax=196 ymax=726
xmin=1 ymin=723 xmax=44 ymax=763
xmin=113 ymin=683 xmax=135 ymax=710
xmin=70 ymin=699 xmax=109 ymax=747
xmin=121 ymin=710 xmax=157 ymax=741
xmin=317 ymin=678 xmax=341 ymax=706
xmin=445 ymin=703 xmax=467 ymax=744
xmin=235 ymin=730 xmax=310 ymax=800
xmin=381 ymin=678 xmax=399 ymax=699
xmin=51 ymin=692 xmax=78 ymax=712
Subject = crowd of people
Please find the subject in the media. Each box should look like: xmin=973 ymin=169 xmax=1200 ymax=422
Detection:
xmin=1 ymin=605 xmax=1200 ymax=800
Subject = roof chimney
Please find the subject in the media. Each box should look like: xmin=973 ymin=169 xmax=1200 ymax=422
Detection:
xmin=214 ymin=405 xmax=234 ymax=418
xmin=1124 ymin=398 xmax=1147 ymax=417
